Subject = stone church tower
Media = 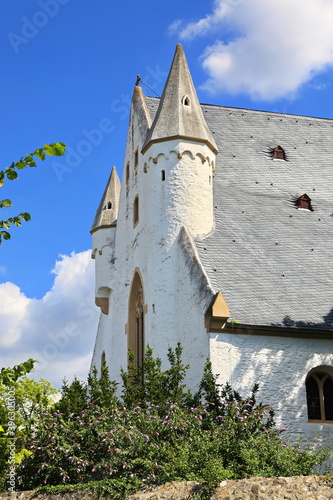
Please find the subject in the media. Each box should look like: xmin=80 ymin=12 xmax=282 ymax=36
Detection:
xmin=91 ymin=44 xmax=333 ymax=452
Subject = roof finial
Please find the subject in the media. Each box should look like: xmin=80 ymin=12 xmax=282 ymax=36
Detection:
xmin=135 ymin=75 xmax=141 ymax=86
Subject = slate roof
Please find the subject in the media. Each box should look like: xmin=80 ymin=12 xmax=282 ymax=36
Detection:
xmin=146 ymin=96 xmax=333 ymax=330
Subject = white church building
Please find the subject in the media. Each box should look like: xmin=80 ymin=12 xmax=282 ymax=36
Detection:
xmin=91 ymin=44 xmax=333 ymax=447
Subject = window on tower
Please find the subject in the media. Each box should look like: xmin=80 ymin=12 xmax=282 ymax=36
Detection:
xmin=133 ymin=195 xmax=139 ymax=227
xmin=126 ymin=162 xmax=130 ymax=185
xmin=128 ymin=271 xmax=145 ymax=370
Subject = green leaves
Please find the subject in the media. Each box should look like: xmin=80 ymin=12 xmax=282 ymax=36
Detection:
xmin=0 ymin=199 xmax=12 ymax=208
xmin=0 ymin=359 xmax=37 ymax=386
xmin=15 ymin=160 xmax=27 ymax=169
xmin=5 ymin=168 xmax=18 ymax=181
xmin=0 ymin=231 xmax=10 ymax=242
xmin=44 ymin=142 xmax=66 ymax=156
xmin=1 ymin=143 xmax=67 ymax=187
xmin=0 ymin=213 xmax=32 ymax=243
xmin=0 ymin=143 xmax=66 ymax=244
xmin=34 ymin=149 xmax=46 ymax=161
xmin=19 ymin=212 xmax=31 ymax=221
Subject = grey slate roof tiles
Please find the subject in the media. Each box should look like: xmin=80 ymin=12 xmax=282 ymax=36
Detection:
xmin=146 ymin=96 xmax=333 ymax=330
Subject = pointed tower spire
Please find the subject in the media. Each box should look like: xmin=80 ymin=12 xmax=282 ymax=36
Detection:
xmin=142 ymin=44 xmax=218 ymax=154
xmin=91 ymin=167 xmax=121 ymax=233
xmin=132 ymin=85 xmax=152 ymax=142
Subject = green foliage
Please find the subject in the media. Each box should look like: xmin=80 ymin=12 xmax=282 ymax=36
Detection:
xmin=87 ymin=363 xmax=118 ymax=410
xmin=121 ymin=343 xmax=192 ymax=411
xmin=6 ymin=377 xmax=58 ymax=425
xmin=0 ymin=359 xmax=37 ymax=386
xmin=13 ymin=346 xmax=331 ymax=497
xmin=53 ymin=377 xmax=89 ymax=417
xmin=54 ymin=361 xmax=118 ymax=418
xmin=34 ymin=477 xmax=143 ymax=499
xmin=0 ymin=361 xmax=58 ymax=491
xmin=0 ymin=143 xmax=66 ymax=244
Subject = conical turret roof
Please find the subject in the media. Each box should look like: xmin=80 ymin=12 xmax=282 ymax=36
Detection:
xmin=142 ymin=44 xmax=218 ymax=154
xmin=90 ymin=167 xmax=121 ymax=233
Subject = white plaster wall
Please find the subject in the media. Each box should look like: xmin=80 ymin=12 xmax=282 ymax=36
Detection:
xmin=91 ymin=228 xmax=115 ymax=299
xmin=173 ymin=234 xmax=212 ymax=391
xmin=210 ymin=332 xmax=333 ymax=451
xmin=142 ymin=140 xmax=215 ymax=246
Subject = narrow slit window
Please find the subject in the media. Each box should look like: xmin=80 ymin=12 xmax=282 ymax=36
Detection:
xmin=273 ymin=146 xmax=285 ymax=160
xmin=126 ymin=162 xmax=130 ymax=184
xmin=161 ymin=170 xmax=165 ymax=181
xmin=133 ymin=195 xmax=139 ymax=227
xmin=134 ymin=149 xmax=139 ymax=169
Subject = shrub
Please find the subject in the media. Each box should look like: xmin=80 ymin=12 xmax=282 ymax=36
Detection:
xmin=11 ymin=345 xmax=331 ymax=496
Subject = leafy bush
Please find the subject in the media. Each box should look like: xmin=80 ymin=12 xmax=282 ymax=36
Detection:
xmin=0 ymin=360 xmax=57 ymax=491
xmin=14 ymin=344 xmax=330 ymax=496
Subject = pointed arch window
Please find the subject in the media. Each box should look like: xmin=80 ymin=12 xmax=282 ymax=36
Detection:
xmin=182 ymin=95 xmax=190 ymax=106
xmin=306 ymin=370 xmax=333 ymax=422
xmin=128 ymin=272 xmax=145 ymax=369
xmin=273 ymin=146 xmax=285 ymax=160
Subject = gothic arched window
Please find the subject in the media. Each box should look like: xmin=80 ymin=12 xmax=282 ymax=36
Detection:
xmin=306 ymin=370 xmax=333 ymax=422
xmin=128 ymin=271 xmax=145 ymax=369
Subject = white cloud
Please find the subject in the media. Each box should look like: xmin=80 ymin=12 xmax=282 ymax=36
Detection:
xmin=0 ymin=251 xmax=100 ymax=388
xmin=171 ymin=0 xmax=333 ymax=100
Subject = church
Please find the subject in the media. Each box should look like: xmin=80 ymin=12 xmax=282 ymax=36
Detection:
xmin=90 ymin=44 xmax=333 ymax=448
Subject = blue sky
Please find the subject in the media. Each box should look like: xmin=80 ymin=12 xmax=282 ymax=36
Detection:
xmin=1 ymin=0 xmax=333 ymax=387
